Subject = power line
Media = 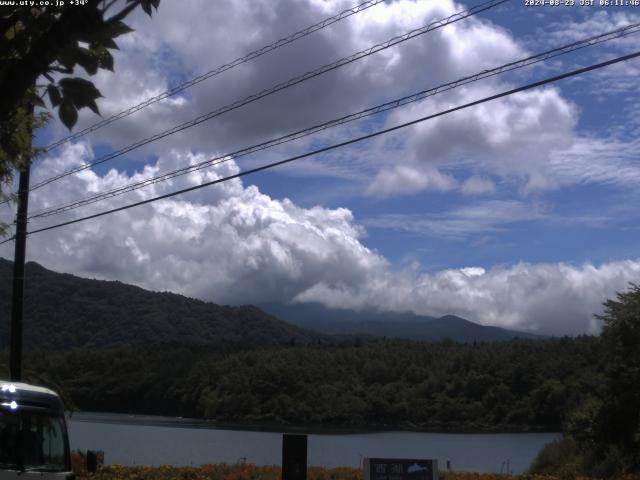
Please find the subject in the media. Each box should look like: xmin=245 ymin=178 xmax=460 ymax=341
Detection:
xmin=27 ymin=0 xmax=508 ymax=193
xmin=42 ymin=0 xmax=387 ymax=152
xmin=13 ymin=50 xmax=639 ymax=240
xmin=26 ymin=21 xmax=640 ymax=220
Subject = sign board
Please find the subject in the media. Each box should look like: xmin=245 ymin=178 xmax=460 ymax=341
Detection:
xmin=364 ymin=458 xmax=438 ymax=480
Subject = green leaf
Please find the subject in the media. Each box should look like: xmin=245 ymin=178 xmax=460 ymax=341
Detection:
xmin=102 ymin=20 xmax=134 ymax=39
xmin=98 ymin=38 xmax=119 ymax=50
xmin=57 ymin=45 xmax=76 ymax=71
xmin=47 ymin=85 xmax=61 ymax=107
xmin=75 ymin=46 xmax=99 ymax=75
xmin=73 ymin=6 xmax=105 ymax=43
xmin=59 ymin=77 xmax=102 ymax=116
xmin=102 ymin=50 xmax=114 ymax=71
xmin=85 ymin=98 xmax=100 ymax=115
xmin=139 ymin=0 xmax=159 ymax=16
xmin=59 ymin=99 xmax=78 ymax=130
xmin=97 ymin=47 xmax=114 ymax=71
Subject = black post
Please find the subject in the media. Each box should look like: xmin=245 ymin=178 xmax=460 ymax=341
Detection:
xmin=282 ymin=434 xmax=307 ymax=480
xmin=86 ymin=450 xmax=98 ymax=473
xmin=9 ymin=163 xmax=31 ymax=381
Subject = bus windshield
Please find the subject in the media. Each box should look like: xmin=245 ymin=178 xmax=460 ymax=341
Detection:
xmin=0 ymin=410 xmax=67 ymax=471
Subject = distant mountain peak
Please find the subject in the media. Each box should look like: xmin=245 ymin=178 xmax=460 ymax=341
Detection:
xmin=259 ymin=302 xmax=546 ymax=342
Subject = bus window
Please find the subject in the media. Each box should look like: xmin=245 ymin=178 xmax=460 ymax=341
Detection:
xmin=0 ymin=411 xmax=67 ymax=470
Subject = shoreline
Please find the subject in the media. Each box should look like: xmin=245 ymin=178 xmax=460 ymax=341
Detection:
xmin=68 ymin=410 xmax=561 ymax=436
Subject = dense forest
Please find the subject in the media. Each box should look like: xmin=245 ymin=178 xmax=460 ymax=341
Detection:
xmin=1 ymin=336 xmax=601 ymax=432
xmin=0 ymin=259 xmax=327 ymax=349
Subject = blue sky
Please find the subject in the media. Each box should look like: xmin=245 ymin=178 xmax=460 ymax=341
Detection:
xmin=2 ymin=0 xmax=640 ymax=335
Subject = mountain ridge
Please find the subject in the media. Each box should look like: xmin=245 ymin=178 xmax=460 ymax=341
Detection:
xmin=0 ymin=258 xmax=326 ymax=350
xmin=259 ymin=302 xmax=545 ymax=342
xmin=1 ymin=258 xmax=544 ymax=350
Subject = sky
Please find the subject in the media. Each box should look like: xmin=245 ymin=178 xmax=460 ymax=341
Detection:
xmin=2 ymin=0 xmax=640 ymax=335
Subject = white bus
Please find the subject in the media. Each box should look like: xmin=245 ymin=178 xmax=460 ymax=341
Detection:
xmin=0 ymin=381 xmax=72 ymax=479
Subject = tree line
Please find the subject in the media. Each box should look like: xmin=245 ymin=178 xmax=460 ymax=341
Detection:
xmin=0 ymin=336 xmax=601 ymax=432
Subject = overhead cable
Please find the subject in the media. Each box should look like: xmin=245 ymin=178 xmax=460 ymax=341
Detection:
xmin=43 ymin=0 xmax=388 ymax=152
xmin=14 ymin=50 xmax=639 ymax=240
xmin=27 ymin=0 xmax=508 ymax=193
xmin=27 ymin=21 xmax=640 ymax=220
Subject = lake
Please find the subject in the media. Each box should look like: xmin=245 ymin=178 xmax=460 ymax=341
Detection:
xmin=67 ymin=412 xmax=558 ymax=474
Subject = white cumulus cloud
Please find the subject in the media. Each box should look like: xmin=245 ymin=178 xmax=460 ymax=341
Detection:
xmin=295 ymin=260 xmax=640 ymax=335
xmin=4 ymin=2 xmax=638 ymax=338
xmin=2 ymin=146 xmax=638 ymax=336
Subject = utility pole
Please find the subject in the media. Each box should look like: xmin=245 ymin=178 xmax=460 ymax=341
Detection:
xmin=9 ymin=108 xmax=32 ymax=382
xmin=10 ymin=167 xmax=30 ymax=381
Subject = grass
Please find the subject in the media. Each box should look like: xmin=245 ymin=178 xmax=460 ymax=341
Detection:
xmin=73 ymin=464 xmax=640 ymax=480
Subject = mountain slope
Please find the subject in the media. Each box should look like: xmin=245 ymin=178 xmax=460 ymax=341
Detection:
xmin=0 ymin=259 xmax=325 ymax=350
xmin=259 ymin=303 xmax=545 ymax=342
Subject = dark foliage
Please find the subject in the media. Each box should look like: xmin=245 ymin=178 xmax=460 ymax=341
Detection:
xmin=529 ymin=283 xmax=640 ymax=477
xmin=1 ymin=0 xmax=159 ymax=130
xmin=0 ymin=0 xmax=160 ymax=212
xmin=1 ymin=336 xmax=602 ymax=433
xmin=0 ymin=259 xmax=327 ymax=349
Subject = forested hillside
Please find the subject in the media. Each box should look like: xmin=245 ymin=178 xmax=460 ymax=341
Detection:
xmin=0 ymin=259 xmax=326 ymax=349
xmin=1 ymin=336 xmax=601 ymax=433
xmin=0 ymin=259 xmax=545 ymax=348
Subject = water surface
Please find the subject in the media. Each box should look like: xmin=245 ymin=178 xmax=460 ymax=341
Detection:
xmin=68 ymin=412 xmax=558 ymax=474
